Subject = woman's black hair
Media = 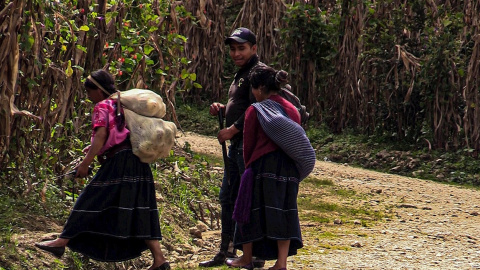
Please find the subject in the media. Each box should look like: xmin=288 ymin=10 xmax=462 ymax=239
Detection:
xmin=84 ymin=69 xmax=116 ymax=97
xmin=85 ymin=69 xmax=125 ymax=130
xmin=249 ymin=65 xmax=288 ymax=94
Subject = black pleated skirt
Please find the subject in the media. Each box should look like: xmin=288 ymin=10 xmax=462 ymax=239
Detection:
xmin=60 ymin=149 xmax=162 ymax=262
xmin=233 ymin=150 xmax=303 ymax=260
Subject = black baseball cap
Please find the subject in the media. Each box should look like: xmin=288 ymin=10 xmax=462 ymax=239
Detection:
xmin=225 ymin=27 xmax=256 ymax=45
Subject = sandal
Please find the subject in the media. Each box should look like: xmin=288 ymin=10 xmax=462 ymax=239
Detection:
xmin=225 ymin=258 xmax=254 ymax=269
xmin=34 ymin=242 xmax=65 ymax=258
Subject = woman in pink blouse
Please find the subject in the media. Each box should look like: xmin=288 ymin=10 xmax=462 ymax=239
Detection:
xmin=35 ymin=70 xmax=170 ymax=270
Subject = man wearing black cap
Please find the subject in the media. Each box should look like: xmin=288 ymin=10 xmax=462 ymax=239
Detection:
xmin=199 ymin=27 xmax=265 ymax=268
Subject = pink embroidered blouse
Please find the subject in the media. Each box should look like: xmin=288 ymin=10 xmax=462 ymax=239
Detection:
xmin=91 ymin=99 xmax=130 ymax=155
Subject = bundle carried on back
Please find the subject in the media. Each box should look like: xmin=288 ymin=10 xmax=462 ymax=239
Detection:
xmin=110 ymin=89 xmax=177 ymax=163
xmin=114 ymin=89 xmax=166 ymax=118
xmin=252 ymin=99 xmax=315 ymax=181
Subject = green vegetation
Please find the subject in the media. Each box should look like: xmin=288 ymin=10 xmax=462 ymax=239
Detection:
xmin=0 ymin=141 xmax=223 ymax=269
xmin=3 ymin=103 xmax=478 ymax=269
xmin=2 ymin=1 xmax=480 ymax=268
xmin=175 ymin=103 xmax=220 ymax=137
xmin=310 ymin=126 xmax=480 ymax=186
xmin=295 ymin=177 xmax=389 ymax=257
xmin=1 ymin=0 xmax=200 ymax=189
xmin=299 ymin=178 xmax=386 ymax=226
xmin=179 ymin=105 xmax=480 ymax=187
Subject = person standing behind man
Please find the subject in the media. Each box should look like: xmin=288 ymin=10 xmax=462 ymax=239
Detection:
xmin=226 ymin=66 xmax=311 ymax=270
xmin=199 ymin=27 xmax=265 ymax=268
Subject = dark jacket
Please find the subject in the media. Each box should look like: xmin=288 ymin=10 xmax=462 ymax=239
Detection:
xmin=225 ymin=54 xmax=262 ymax=143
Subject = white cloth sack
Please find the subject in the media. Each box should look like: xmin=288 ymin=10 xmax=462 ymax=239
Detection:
xmin=111 ymin=88 xmax=166 ymax=118
xmin=123 ymin=109 xmax=176 ymax=163
xmin=110 ymin=89 xmax=176 ymax=163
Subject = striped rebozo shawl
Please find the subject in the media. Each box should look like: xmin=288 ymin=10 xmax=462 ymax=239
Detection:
xmin=252 ymin=99 xmax=316 ymax=180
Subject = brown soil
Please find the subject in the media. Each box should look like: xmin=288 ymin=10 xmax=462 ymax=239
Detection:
xmin=177 ymin=132 xmax=480 ymax=270
xmin=7 ymin=132 xmax=480 ymax=270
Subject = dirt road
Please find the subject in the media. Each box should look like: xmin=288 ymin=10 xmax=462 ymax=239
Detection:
xmin=177 ymin=132 xmax=480 ymax=270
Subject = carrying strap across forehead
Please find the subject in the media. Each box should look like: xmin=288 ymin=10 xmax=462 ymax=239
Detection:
xmin=87 ymin=75 xmax=111 ymax=96
xmin=87 ymin=75 xmax=122 ymax=116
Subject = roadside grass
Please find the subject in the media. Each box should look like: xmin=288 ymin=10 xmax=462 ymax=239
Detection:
xmin=297 ymin=176 xmax=391 ymax=255
xmin=176 ymin=104 xmax=480 ymax=187
xmin=8 ymin=101 xmax=476 ymax=268
xmin=299 ymin=177 xmax=387 ymax=225
xmin=176 ymin=103 xmax=219 ymax=137
xmin=0 ymin=191 xmax=71 ymax=270
xmin=0 ymin=143 xmax=224 ymax=270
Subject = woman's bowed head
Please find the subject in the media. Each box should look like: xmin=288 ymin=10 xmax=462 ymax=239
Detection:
xmin=249 ymin=66 xmax=288 ymax=102
xmin=84 ymin=70 xmax=116 ymax=103
xmin=85 ymin=70 xmax=125 ymax=129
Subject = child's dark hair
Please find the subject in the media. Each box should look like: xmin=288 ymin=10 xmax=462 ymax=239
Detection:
xmin=249 ymin=65 xmax=288 ymax=94
xmin=84 ymin=69 xmax=116 ymax=97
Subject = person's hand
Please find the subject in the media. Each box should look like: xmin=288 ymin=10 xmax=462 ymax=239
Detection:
xmin=209 ymin=102 xmax=225 ymax=116
xmin=82 ymin=145 xmax=91 ymax=155
xmin=74 ymin=162 xmax=91 ymax=178
xmin=218 ymin=125 xmax=239 ymax=143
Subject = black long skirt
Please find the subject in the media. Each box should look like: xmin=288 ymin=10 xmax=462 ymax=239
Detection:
xmin=233 ymin=150 xmax=303 ymax=260
xmin=60 ymin=149 xmax=162 ymax=262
